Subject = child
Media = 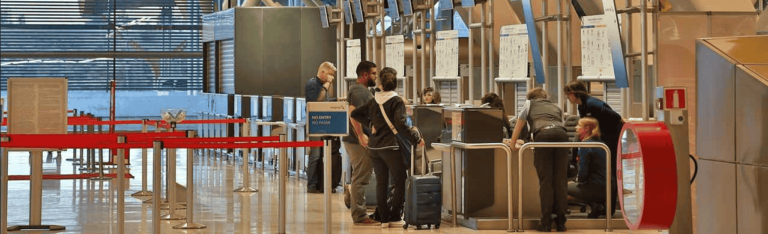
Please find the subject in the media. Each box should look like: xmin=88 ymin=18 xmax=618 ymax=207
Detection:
xmin=567 ymin=117 xmax=608 ymax=218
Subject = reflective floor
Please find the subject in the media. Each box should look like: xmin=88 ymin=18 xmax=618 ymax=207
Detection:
xmin=3 ymin=149 xmax=660 ymax=233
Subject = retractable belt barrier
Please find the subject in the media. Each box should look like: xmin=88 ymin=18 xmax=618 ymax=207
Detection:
xmin=0 ymin=132 xmax=292 ymax=234
xmin=432 ymin=142 xmax=514 ymax=231
xmin=431 ymin=141 xmax=611 ymax=232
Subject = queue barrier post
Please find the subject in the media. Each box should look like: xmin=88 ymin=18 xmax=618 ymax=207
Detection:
xmin=234 ymin=119 xmax=257 ymax=193
xmin=132 ymin=119 xmax=153 ymax=196
xmin=173 ymin=131 xmax=207 ymax=230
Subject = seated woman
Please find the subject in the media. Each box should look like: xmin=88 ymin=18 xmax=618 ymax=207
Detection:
xmin=481 ymin=93 xmax=513 ymax=138
xmin=420 ymin=87 xmax=441 ymax=104
xmin=567 ymin=117 xmax=607 ymax=218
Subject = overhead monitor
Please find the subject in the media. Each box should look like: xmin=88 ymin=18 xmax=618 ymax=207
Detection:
xmin=439 ymin=0 xmax=453 ymax=10
xmin=352 ymin=0 xmax=364 ymax=23
xmin=343 ymin=0 xmax=354 ymax=25
xmin=387 ymin=0 xmax=400 ymax=20
xmin=461 ymin=0 xmax=475 ymax=8
xmin=402 ymin=0 xmax=413 ymax=16
xmin=319 ymin=6 xmax=330 ymax=28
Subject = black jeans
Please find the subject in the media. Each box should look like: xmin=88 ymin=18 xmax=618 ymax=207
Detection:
xmin=604 ymin=135 xmax=619 ymax=214
xmin=369 ymin=149 xmax=407 ymax=223
xmin=306 ymin=137 xmax=342 ymax=191
xmin=532 ymin=128 xmax=569 ymax=226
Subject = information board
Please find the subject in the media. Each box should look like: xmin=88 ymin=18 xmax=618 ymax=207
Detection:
xmin=319 ymin=6 xmax=329 ymax=28
xmin=499 ymin=24 xmax=529 ymax=79
xmin=346 ymin=39 xmax=362 ymax=78
xmin=385 ymin=35 xmax=405 ymax=77
xmin=307 ymin=102 xmax=349 ymax=137
xmin=343 ymin=0 xmax=354 ymax=25
xmin=7 ymin=78 xmax=68 ymax=135
xmin=580 ymin=15 xmax=615 ymax=80
xmin=435 ymin=30 xmax=459 ymax=78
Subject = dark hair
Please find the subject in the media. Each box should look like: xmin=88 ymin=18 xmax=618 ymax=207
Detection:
xmin=481 ymin=93 xmax=504 ymax=108
xmin=380 ymin=67 xmax=398 ymax=91
xmin=527 ymin=88 xmax=548 ymax=100
xmin=356 ymin=61 xmax=377 ymax=77
xmin=421 ymin=87 xmax=441 ymax=104
xmin=564 ymin=80 xmax=591 ymax=100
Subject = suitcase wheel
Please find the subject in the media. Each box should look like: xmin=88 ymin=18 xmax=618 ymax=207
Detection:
xmin=403 ymin=223 xmax=408 ymax=229
xmin=416 ymin=225 xmax=422 ymax=230
xmin=427 ymin=224 xmax=431 ymax=229
xmin=435 ymin=224 xmax=440 ymax=229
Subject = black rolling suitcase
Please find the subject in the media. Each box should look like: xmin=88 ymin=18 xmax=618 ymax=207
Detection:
xmin=403 ymin=144 xmax=442 ymax=230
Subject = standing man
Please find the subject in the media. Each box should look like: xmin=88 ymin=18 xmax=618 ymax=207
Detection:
xmin=305 ymin=61 xmax=342 ymax=193
xmin=343 ymin=61 xmax=378 ymax=224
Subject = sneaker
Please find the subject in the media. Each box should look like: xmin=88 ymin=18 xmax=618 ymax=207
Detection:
xmin=353 ymin=218 xmax=379 ymax=226
xmin=343 ymin=185 xmax=351 ymax=209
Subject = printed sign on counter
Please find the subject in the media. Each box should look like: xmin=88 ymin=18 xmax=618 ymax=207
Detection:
xmin=346 ymin=39 xmax=362 ymax=78
xmin=7 ymin=78 xmax=68 ymax=135
xmin=307 ymin=102 xmax=349 ymax=137
xmin=580 ymin=15 xmax=615 ymax=80
xmin=385 ymin=35 xmax=405 ymax=78
xmin=435 ymin=30 xmax=459 ymax=78
xmin=499 ymin=25 xmax=529 ymax=79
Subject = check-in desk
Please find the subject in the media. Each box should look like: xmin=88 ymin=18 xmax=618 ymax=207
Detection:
xmin=261 ymin=96 xmax=284 ymax=170
xmin=294 ymin=98 xmax=307 ymax=178
xmin=406 ymin=105 xmax=444 ymax=173
xmin=282 ymin=97 xmax=295 ymax=175
xmin=245 ymin=95 xmax=261 ymax=164
xmin=441 ymin=107 xmax=521 ymax=229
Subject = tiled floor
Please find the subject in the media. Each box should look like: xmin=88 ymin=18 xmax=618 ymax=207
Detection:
xmin=2 ymin=149 xmax=660 ymax=234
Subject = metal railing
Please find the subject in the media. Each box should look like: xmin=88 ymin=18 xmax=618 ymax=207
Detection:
xmin=518 ymin=142 xmax=612 ymax=232
xmin=431 ymin=142 xmax=515 ymax=232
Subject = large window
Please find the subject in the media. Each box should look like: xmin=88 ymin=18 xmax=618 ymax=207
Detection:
xmin=1 ymin=0 xmax=214 ymax=91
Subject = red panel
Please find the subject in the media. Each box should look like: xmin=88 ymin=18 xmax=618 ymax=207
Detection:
xmin=617 ymin=122 xmax=678 ymax=230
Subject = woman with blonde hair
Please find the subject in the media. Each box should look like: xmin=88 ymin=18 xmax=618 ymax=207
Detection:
xmin=567 ymin=117 xmax=608 ymax=218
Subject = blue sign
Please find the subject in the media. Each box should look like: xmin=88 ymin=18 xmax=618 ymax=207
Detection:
xmin=461 ymin=0 xmax=474 ymax=8
xmin=319 ymin=6 xmax=329 ymax=29
xmin=387 ymin=0 xmax=400 ymax=20
xmin=308 ymin=112 xmax=348 ymax=136
xmin=307 ymin=102 xmax=349 ymax=137
xmin=402 ymin=0 xmax=413 ymax=16
xmin=439 ymin=0 xmax=453 ymax=10
xmin=343 ymin=0 xmax=354 ymax=25
xmin=353 ymin=0 xmax=364 ymax=23
xmin=521 ymin=0 xmax=545 ymax=84
xmin=601 ymin=0 xmax=629 ymax=88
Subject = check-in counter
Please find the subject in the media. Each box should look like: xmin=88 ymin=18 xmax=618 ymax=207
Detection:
xmin=283 ymin=97 xmax=295 ymax=175
xmin=406 ymin=105 xmax=444 ymax=173
xmin=294 ymin=98 xmax=307 ymax=177
xmin=261 ymin=96 xmax=284 ymax=169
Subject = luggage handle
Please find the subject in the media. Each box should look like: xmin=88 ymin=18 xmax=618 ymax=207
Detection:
xmin=409 ymin=127 xmax=427 ymax=177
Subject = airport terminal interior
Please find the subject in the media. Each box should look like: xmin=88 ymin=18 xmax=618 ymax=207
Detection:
xmin=1 ymin=0 xmax=767 ymax=233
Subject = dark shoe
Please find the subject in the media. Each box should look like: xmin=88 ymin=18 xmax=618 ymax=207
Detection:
xmin=588 ymin=204 xmax=605 ymax=219
xmin=307 ymin=188 xmax=322 ymax=194
xmin=554 ymin=215 xmax=566 ymax=232
xmin=536 ymin=224 xmax=552 ymax=232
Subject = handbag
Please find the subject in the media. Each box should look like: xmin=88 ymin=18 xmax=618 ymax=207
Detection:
xmin=377 ymin=102 xmax=421 ymax=169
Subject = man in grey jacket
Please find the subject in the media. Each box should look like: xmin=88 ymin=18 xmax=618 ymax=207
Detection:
xmin=344 ymin=61 xmax=378 ymax=224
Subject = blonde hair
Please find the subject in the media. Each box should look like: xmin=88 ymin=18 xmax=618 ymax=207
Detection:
xmin=579 ymin=117 xmax=601 ymax=139
xmin=317 ymin=61 xmax=337 ymax=74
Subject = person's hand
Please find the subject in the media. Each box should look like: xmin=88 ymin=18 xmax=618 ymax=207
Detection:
xmin=503 ymin=139 xmax=513 ymax=147
xmin=359 ymin=135 xmax=369 ymax=148
xmin=515 ymin=139 xmax=525 ymax=150
xmin=323 ymin=80 xmax=332 ymax=90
